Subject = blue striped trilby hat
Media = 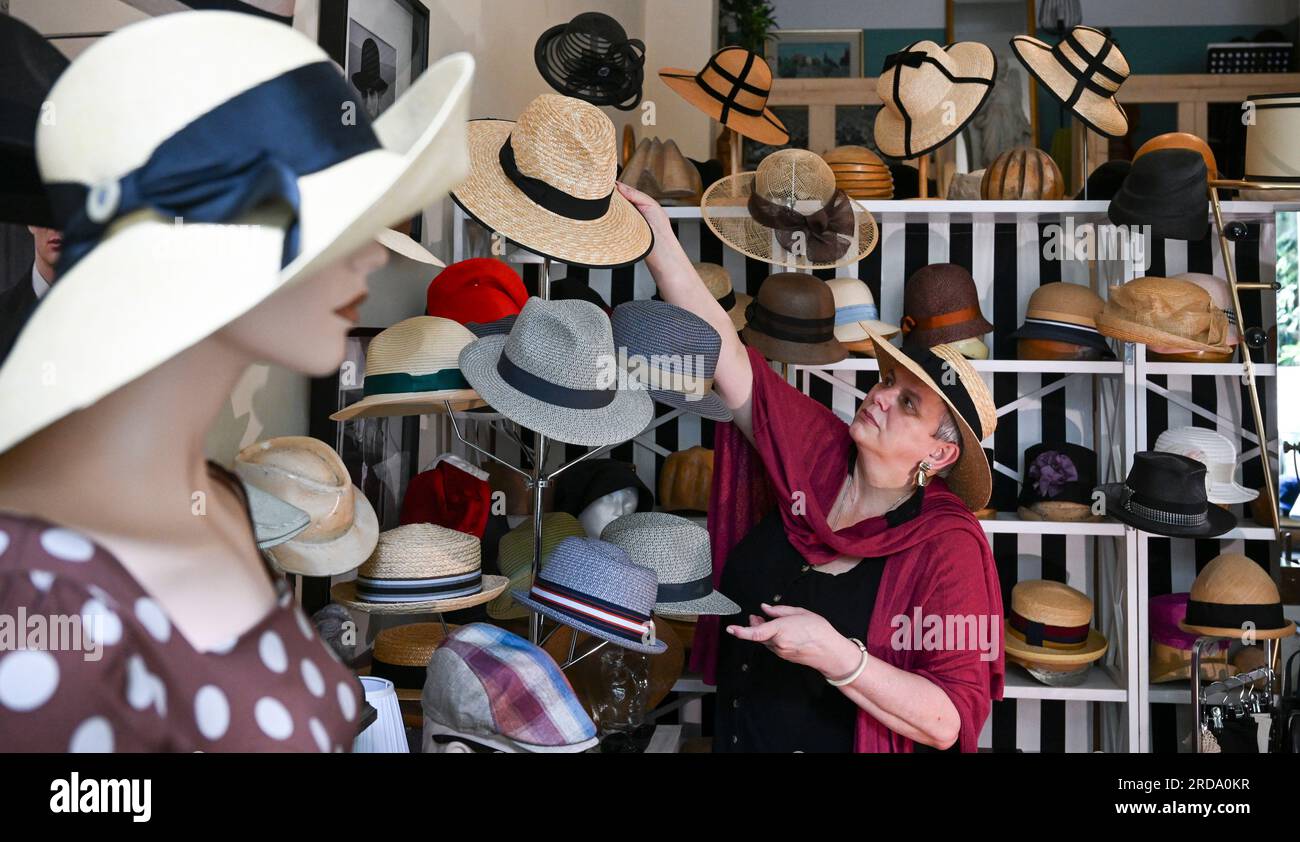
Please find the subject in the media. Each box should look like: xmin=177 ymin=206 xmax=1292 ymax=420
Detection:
xmin=610 ymin=299 xmax=732 ymax=421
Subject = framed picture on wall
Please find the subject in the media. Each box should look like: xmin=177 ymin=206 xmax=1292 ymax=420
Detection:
xmin=765 ymin=29 xmax=864 ymax=79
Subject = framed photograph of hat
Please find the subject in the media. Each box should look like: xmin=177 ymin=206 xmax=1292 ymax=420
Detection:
xmin=309 ymin=328 xmax=421 ymax=532
xmin=742 ymin=105 xmax=808 ymax=169
xmin=317 ymin=0 xmax=429 ymax=121
xmin=765 ymin=29 xmax=864 ymax=79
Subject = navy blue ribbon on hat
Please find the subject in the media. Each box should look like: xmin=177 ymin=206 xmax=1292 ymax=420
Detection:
xmin=45 ymin=61 xmax=381 ymax=280
xmin=496 ymin=350 xmax=616 ymax=409
xmin=657 ymin=574 xmax=713 ymax=604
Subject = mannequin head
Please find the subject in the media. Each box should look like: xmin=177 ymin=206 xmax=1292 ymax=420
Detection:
xmin=212 ymin=240 xmax=387 ymax=377
xmin=579 ymin=487 xmax=639 ymax=537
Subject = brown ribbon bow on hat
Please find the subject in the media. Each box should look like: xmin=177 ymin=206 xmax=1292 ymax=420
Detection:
xmin=747 ymin=188 xmax=855 ymax=263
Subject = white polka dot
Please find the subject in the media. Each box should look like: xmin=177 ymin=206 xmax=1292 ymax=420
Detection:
xmin=294 ymin=608 xmax=314 ymax=641
xmin=0 ymin=530 xmax=9 ymax=556
xmin=254 ymin=697 xmax=293 ymax=740
xmin=29 ymin=570 xmax=54 ymax=592
xmin=194 ymin=685 xmax=229 ymax=741
xmin=337 ymin=681 xmax=356 ymax=721
xmin=258 ymin=630 xmax=287 ymax=674
xmin=125 ymin=655 xmax=166 ymax=717
xmin=40 ymin=528 xmax=94 ymax=562
xmin=300 ymin=659 xmax=324 ymax=698
xmin=134 ymin=597 xmax=170 ymax=643
xmin=69 ymin=716 xmax=114 ymax=752
xmin=0 ymin=650 xmax=59 ymax=711
xmin=80 ymin=599 xmax=122 ymax=647
xmin=309 ymin=718 xmax=330 ymax=752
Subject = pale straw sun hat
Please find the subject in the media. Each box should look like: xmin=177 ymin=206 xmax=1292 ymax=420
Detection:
xmin=873 ymin=40 xmax=996 ymax=160
xmin=1011 ymin=25 xmax=1129 ymax=138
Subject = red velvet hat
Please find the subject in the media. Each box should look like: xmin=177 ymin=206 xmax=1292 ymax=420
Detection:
xmin=399 ymin=459 xmax=491 ymax=539
xmin=427 ymin=258 xmax=529 ymax=326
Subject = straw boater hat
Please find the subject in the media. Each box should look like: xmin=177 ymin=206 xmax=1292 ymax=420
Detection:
xmin=0 ymin=11 xmax=473 ymax=456
xmin=329 ymin=316 xmax=484 ymax=421
xmin=1096 ymin=276 xmax=1230 ymax=355
xmin=1012 ymin=25 xmax=1129 ymax=138
xmin=488 ymin=512 xmax=587 ymax=621
xmin=873 ymin=40 xmax=995 ymax=160
xmin=690 ymin=262 xmax=751 ymax=330
xmin=658 ymin=47 xmax=789 ymax=146
xmin=331 ymin=523 xmax=508 ymax=614
xmin=601 ymin=512 xmax=740 ymax=616
xmin=1004 ymin=580 xmax=1109 ymax=679
xmin=869 ymin=330 xmax=998 ymax=511
xmin=827 ymin=277 xmax=899 ymax=351
xmin=741 ymin=272 xmax=848 ymax=365
xmin=459 ymin=297 xmax=655 ymax=447
xmin=700 ymin=148 xmax=879 ymax=271
xmin=234 ymin=436 xmax=379 ymax=577
xmin=451 ymin=93 xmax=652 ymax=268
xmin=1179 ymin=553 xmax=1296 ymax=640
xmin=1154 ymin=427 xmax=1258 ymax=505
xmin=362 ymin=621 xmax=460 ymax=702
xmin=822 ymin=146 xmax=893 ymax=199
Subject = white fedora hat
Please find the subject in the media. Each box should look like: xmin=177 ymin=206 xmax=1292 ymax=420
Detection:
xmin=0 ymin=11 xmax=474 ymax=455
xmin=234 ymin=436 xmax=379 ymax=577
xmin=330 ymin=316 xmax=484 ymax=421
xmin=1154 ymin=426 xmax=1259 ymax=505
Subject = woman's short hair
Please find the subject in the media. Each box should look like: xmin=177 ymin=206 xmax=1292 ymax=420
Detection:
xmin=934 ymin=409 xmax=962 ymax=478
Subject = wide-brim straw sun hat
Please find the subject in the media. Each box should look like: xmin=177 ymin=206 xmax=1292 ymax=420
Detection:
xmin=331 ymin=523 xmax=508 ymax=614
xmin=459 ymin=297 xmax=655 ymax=447
xmin=1012 ymin=25 xmax=1129 ymax=138
xmin=1096 ymin=276 xmax=1231 ymax=355
xmin=873 ymin=40 xmax=995 ymax=160
xmin=0 ymin=11 xmax=473 ymax=456
xmin=1003 ymin=579 xmax=1109 ymax=667
xmin=451 ymin=93 xmax=652 ymax=268
xmin=1154 ymin=426 xmax=1258 ymax=505
xmin=700 ymin=148 xmax=878 ymax=271
xmin=658 ymin=47 xmax=789 ymax=146
xmin=1179 ymin=553 xmax=1297 ymax=640
xmin=600 ymin=512 xmax=739 ymax=616
xmin=869 ymin=331 xmax=998 ymax=511
xmin=234 ymin=436 xmax=379 ymax=577
xmin=330 ymin=316 xmax=484 ymax=421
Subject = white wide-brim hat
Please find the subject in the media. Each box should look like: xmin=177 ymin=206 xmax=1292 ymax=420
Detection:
xmin=0 ymin=11 xmax=474 ymax=455
xmin=1154 ymin=426 xmax=1259 ymax=505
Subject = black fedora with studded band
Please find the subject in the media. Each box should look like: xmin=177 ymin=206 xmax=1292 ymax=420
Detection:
xmin=1095 ymin=451 xmax=1235 ymax=538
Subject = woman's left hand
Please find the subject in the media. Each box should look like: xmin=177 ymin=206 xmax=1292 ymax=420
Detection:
xmin=726 ymin=603 xmax=860 ymax=678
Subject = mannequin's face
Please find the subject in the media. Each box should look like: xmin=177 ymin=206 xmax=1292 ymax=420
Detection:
xmin=582 ymin=487 xmax=639 ymax=538
xmin=213 ymin=240 xmax=387 ymax=376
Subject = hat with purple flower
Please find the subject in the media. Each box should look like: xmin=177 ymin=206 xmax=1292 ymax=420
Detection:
xmin=1017 ymin=442 xmax=1099 ymax=522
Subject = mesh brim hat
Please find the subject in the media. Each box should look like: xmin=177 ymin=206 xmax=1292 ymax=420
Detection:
xmin=0 ymin=12 xmax=474 ymax=455
xmin=658 ymin=47 xmax=789 ymax=146
xmin=600 ymin=512 xmax=740 ymax=616
xmin=458 ymin=298 xmax=655 ymax=447
xmin=450 ymin=94 xmax=652 ymax=268
xmin=0 ymin=14 xmax=68 ymax=228
xmin=1011 ymin=25 xmax=1129 ymax=138
xmin=330 ymin=316 xmax=484 ymax=421
xmin=1178 ymin=553 xmax=1297 ymax=640
xmin=873 ymin=40 xmax=996 ymax=160
xmin=701 ymin=149 xmax=879 ymax=271
xmin=1095 ymin=451 xmax=1236 ymax=538
xmin=869 ymin=330 xmax=997 ymax=511
xmin=511 ymin=536 xmax=668 ymax=655
xmin=1096 ymin=276 xmax=1230 ymax=355
xmin=1003 ymin=579 xmax=1109 ymax=667
xmin=534 ymin=12 xmax=645 ymax=111
xmin=1154 ymin=426 xmax=1259 ymax=505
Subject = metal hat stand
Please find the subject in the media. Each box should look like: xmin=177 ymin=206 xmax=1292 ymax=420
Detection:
xmin=442 ymin=256 xmax=615 ymax=670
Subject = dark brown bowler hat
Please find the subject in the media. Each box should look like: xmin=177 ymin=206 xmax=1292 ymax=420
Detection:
xmin=900 ymin=263 xmax=993 ymax=349
xmin=740 ymin=273 xmax=847 ymax=365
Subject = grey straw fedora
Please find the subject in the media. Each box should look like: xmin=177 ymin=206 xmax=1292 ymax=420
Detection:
xmin=511 ymin=536 xmax=667 ymax=654
xmin=600 ymin=512 xmax=739 ymax=616
xmin=458 ymin=297 xmax=654 ymax=446
xmin=610 ymin=300 xmax=732 ymax=422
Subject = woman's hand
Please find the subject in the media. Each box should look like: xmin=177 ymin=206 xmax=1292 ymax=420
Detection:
xmin=616 ymin=180 xmax=672 ymax=237
xmin=727 ymin=603 xmax=863 ymax=678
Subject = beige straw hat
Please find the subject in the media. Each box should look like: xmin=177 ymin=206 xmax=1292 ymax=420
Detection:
xmin=234 ymin=436 xmax=379 ymax=578
xmin=361 ymin=621 xmax=460 ymax=701
xmin=329 ymin=316 xmax=484 ymax=421
xmin=1096 ymin=276 xmax=1231 ymax=355
xmin=693 ymin=262 xmax=751 ymax=330
xmin=822 ymin=146 xmax=894 ymax=199
xmin=869 ymin=331 xmax=997 ymax=511
xmin=1179 ymin=553 xmax=1296 ymax=640
xmin=1012 ymin=26 xmax=1129 ymax=138
xmin=0 ymin=12 xmax=473 ymax=456
xmin=700 ymin=149 xmax=879 ymax=271
xmin=1004 ymin=579 xmax=1109 ymax=668
xmin=331 ymin=523 xmax=508 ymax=614
xmin=873 ymin=40 xmax=995 ymax=160
xmin=450 ymin=93 xmax=652 ymax=268
xmin=658 ymin=47 xmax=789 ymax=146
xmin=488 ymin=512 xmax=587 ymax=620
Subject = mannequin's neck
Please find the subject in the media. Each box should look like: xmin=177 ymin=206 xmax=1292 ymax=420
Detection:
xmin=0 ymin=336 xmax=254 ymax=538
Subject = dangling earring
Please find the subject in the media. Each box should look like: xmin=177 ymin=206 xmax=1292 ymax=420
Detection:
xmin=915 ymin=461 xmax=931 ymax=488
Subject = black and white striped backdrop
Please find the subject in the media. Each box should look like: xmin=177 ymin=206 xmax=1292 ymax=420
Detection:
xmin=437 ymin=206 xmax=1280 ymax=753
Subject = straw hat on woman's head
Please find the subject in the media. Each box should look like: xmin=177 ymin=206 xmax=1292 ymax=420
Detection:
xmin=873 ymin=40 xmax=995 ymax=160
xmin=869 ymin=332 xmax=998 ymax=511
xmin=0 ymin=11 xmax=474 ymax=455
xmin=451 ymin=93 xmax=652 ymax=268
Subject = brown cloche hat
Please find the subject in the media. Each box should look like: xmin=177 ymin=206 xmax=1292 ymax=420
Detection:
xmin=899 ymin=263 xmax=993 ymax=350
xmin=1096 ymin=276 xmax=1230 ymax=355
xmin=741 ymin=273 xmax=847 ymax=365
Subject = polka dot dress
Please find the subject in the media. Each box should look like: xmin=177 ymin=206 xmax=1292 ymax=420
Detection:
xmin=0 ymin=513 xmax=361 ymax=752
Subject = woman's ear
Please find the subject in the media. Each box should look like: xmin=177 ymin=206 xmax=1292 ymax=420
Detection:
xmin=929 ymin=441 xmax=961 ymax=472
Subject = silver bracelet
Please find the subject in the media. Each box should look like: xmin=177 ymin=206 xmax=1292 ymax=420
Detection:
xmin=826 ymin=637 xmax=868 ymax=686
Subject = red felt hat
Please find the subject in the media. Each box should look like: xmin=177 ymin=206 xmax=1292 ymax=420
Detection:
xmin=426 ymin=258 xmax=529 ymax=326
xmin=399 ymin=460 xmax=491 ymax=539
